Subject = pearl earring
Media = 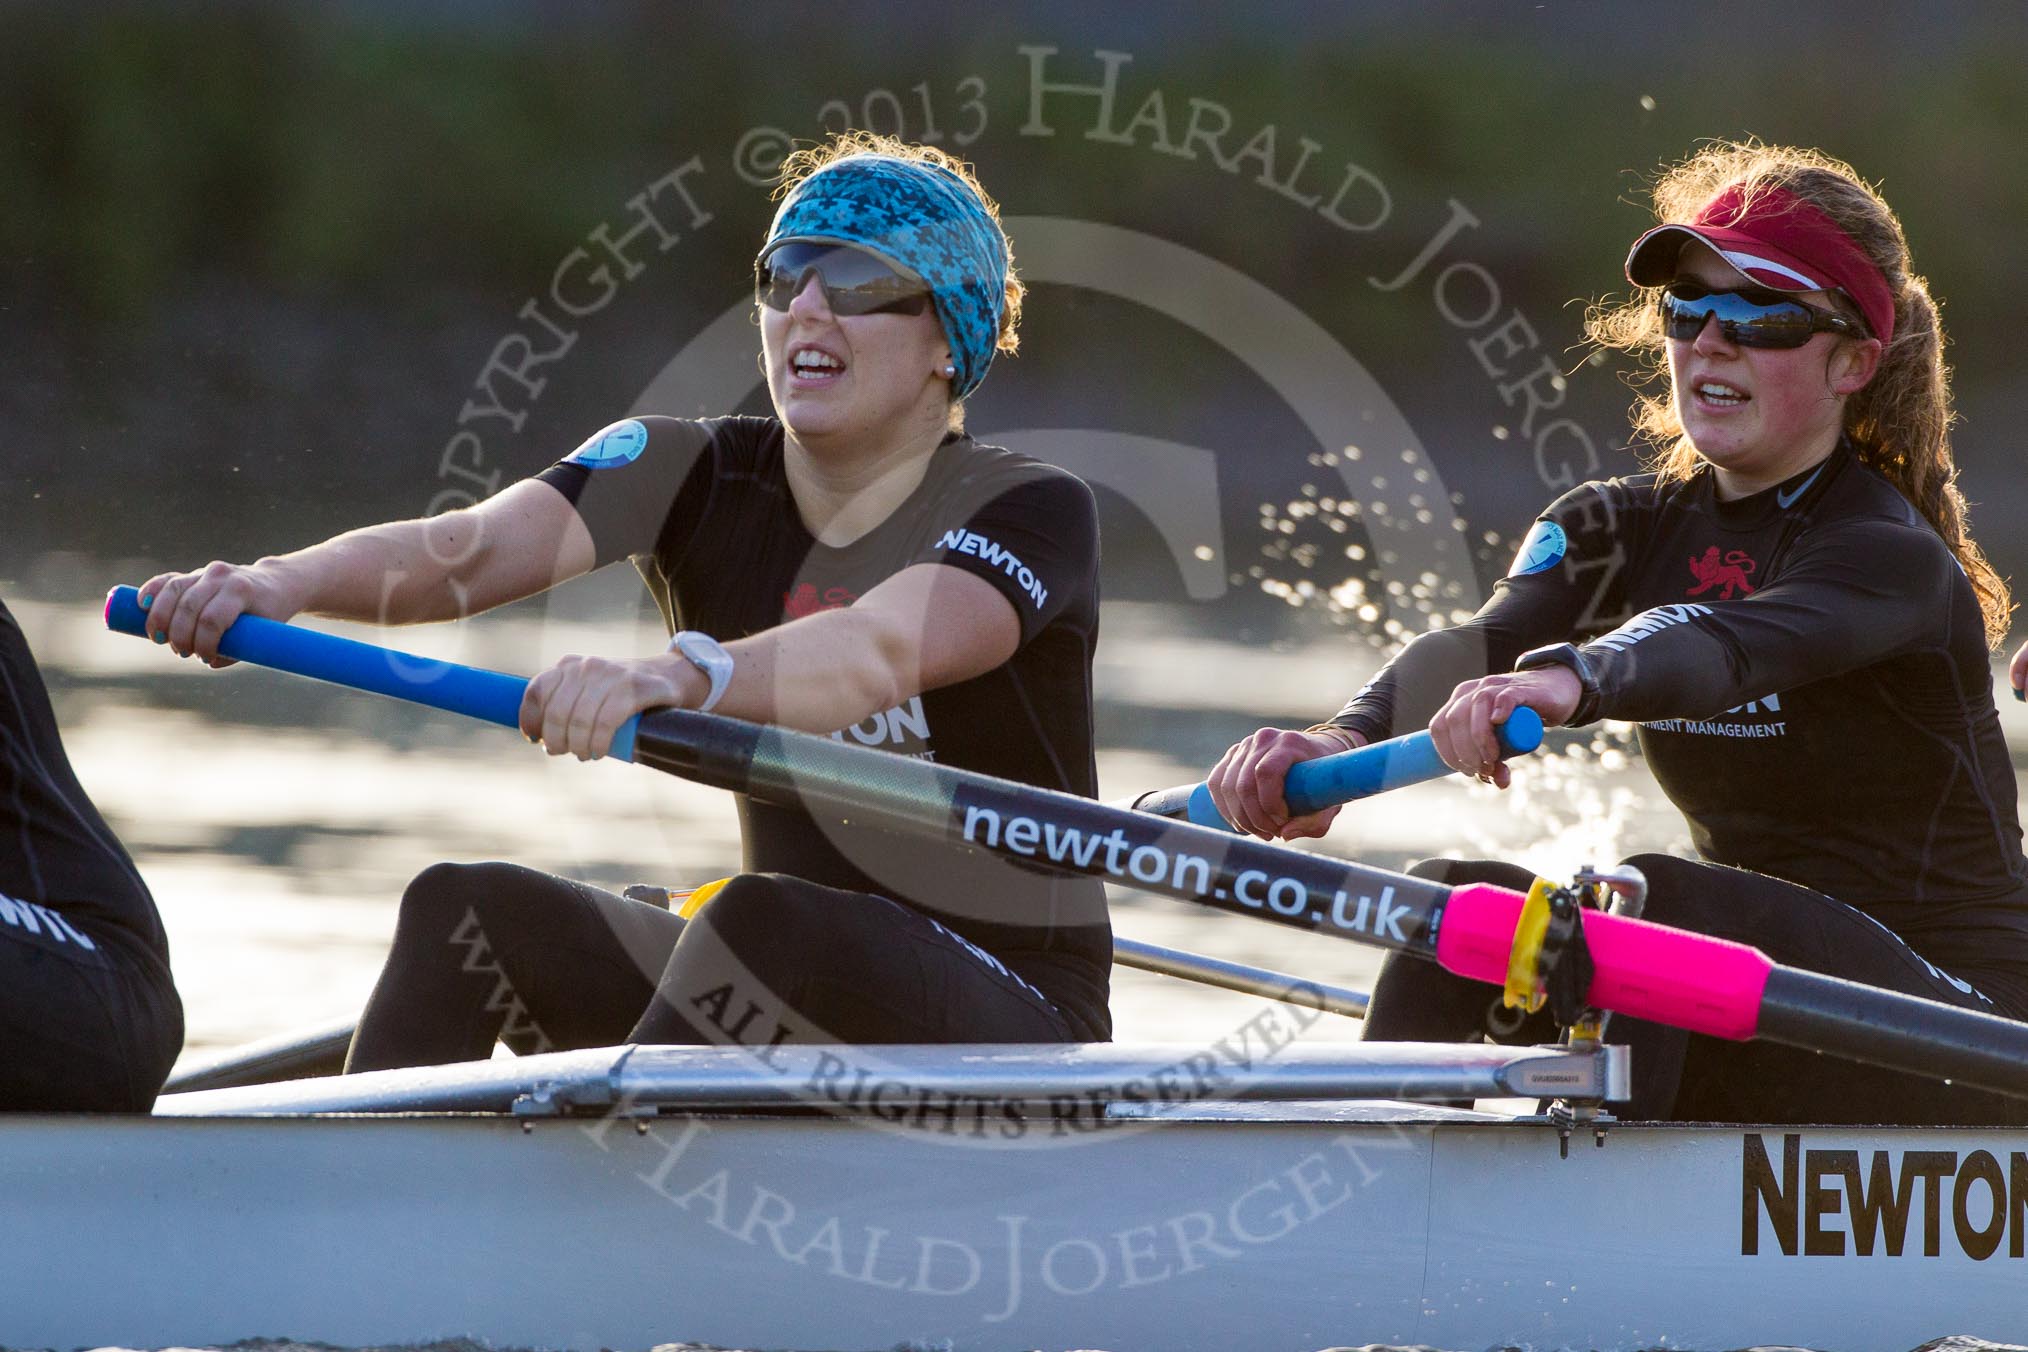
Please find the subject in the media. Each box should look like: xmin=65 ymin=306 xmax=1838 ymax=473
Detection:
xmin=943 ymin=363 xmax=957 ymax=378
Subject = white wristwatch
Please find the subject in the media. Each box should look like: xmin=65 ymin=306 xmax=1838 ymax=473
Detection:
xmin=669 ymin=631 xmax=734 ymax=714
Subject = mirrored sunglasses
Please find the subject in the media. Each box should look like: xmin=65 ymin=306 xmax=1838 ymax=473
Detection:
xmin=756 ymin=241 xmax=931 ymax=317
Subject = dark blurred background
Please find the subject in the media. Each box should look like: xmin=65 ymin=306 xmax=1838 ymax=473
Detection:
xmin=4 ymin=0 xmax=2024 ymax=641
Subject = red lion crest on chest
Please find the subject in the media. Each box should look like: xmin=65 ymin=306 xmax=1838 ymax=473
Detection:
xmin=782 ymin=583 xmax=860 ymax=620
xmin=1686 ymin=546 xmax=1757 ymax=599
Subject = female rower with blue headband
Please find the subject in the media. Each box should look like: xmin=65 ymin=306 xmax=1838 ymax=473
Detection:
xmin=138 ymin=132 xmax=1113 ymax=1066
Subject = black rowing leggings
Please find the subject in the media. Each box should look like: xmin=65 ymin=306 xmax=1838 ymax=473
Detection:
xmin=1363 ymin=855 xmax=2028 ymax=1125
xmin=346 ymin=863 xmax=1080 ymax=1073
xmin=0 ymin=919 xmax=181 ymax=1112
xmin=1 ymin=594 xmax=182 ymax=1112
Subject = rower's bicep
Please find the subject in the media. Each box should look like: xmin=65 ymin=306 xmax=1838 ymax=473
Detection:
xmin=445 ymin=478 xmax=600 ymax=611
xmin=852 ymin=564 xmax=1021 ymax=691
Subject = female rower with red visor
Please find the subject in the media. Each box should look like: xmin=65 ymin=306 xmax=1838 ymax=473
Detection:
xmin=1208 ymin=141 xmax=2027 ymax=1125
xmin=138 ymin=132 xmax=1112 ymax=1068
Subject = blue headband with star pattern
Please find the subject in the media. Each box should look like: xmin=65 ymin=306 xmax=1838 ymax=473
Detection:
xmin=765 ymin=155 xmax=1009 ymax=398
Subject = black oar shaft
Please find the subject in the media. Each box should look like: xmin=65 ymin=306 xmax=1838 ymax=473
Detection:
xmin=629 ymin=710 xmax=1452 ymax=957
xmin=635 ymin=712 xmax=2028 ymax=1103
xmin=1757 ymin=967 xmax=2028 ymax=1101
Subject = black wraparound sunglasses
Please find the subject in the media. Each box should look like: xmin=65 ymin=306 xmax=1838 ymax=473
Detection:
xmin=756 ymin=240 xmax=931 ymax=317
xmin=1660 ymin=281 xmax=1866 ymax=349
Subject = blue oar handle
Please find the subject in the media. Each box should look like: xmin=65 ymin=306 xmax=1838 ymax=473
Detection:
xmin=1138 ymin=706 xmax=1544 ymax=831
xmin=1286 ymin=706 xmax=1543 ymax=810
xmin=101 ymin=585 xmax=643 ymax=761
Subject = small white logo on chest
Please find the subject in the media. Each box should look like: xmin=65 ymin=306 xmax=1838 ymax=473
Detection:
xmin=832 ymin=695 xmax=935 ymax=758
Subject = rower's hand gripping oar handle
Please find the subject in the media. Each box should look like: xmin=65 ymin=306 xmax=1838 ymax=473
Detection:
xmin=102 ymin=585 xmax=646 ymax=762
xmin=1136 ymin=706 xmax=1544 ymax=831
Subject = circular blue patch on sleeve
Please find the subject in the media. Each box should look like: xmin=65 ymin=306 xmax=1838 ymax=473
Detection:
xmin=1508 ymin=519 xmax=1567 ymax=576
xmin=566 ymin=419 xmax=649 ymax=469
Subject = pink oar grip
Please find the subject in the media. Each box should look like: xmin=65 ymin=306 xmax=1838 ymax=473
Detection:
xmin=1436 ymin=882 xmax=1774 ymax=1040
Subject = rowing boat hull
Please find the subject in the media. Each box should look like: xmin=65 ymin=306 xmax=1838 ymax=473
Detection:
xmin=4 ymin=1102 xmax=2022 ymax=1349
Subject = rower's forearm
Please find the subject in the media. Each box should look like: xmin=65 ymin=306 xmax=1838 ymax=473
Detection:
xmin=1329 ymin=627 xmax=1497 ymax=741
xmin=259 ymin=515 xmax=494 ymax=626
xmin=717 ymin=610 xmax=909 ymax=734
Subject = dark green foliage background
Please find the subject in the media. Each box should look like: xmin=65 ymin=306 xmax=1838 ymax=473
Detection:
xmin=5 ymin=1 xmax=2022 ymax=623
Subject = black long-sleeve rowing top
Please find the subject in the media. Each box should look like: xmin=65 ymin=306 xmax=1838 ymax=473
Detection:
xmin=1326 ymin=443 xmax=2028 ymax=971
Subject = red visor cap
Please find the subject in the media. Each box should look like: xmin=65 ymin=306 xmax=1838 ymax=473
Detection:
xmin=1625 ymin=184 xmax=1894 ymax=346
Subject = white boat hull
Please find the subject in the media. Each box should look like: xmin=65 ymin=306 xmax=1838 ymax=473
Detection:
xmin=4 ymin=1098 xmax=2024 ymax=1349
